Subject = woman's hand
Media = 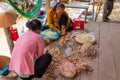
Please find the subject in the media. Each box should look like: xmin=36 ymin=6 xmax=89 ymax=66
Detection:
xmin=43 ymin=48 xmax=48 ymax=54
xmin=44 ymin=39 xmax=50 ymax=45
xmin=58 ymin=30 xmax=61 ymax=34
xmin=60 ymin=26 xmax=66 ymax=36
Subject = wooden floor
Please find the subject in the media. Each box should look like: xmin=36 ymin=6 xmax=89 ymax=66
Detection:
xmin=47 ymin=22 xmax=120 ymax=80
xmin=17 ymin=22 xmax=118 ymax=80
xmin=13 ymin=21 xmax=120 ymax=80
xmin=17 ymin=22 xmax=120 ymax=80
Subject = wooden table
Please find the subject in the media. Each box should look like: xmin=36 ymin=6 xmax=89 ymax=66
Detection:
xmin=65 ymin=4 xmax=89 ymax=23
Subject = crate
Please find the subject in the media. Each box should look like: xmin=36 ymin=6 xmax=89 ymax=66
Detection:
xmin=73 ymin=18 xmax=84 ymax=30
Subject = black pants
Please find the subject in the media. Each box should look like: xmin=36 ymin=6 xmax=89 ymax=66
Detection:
xmin=21 ymin=53 xmax=52 ymax=80
xmin=103 ymin=0 xmax=114 ymax=20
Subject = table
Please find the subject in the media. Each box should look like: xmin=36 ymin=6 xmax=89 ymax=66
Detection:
xmin=65 ymin=4 xmax=89 ymax=23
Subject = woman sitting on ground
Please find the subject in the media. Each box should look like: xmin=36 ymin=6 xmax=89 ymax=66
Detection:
xmin=0 ymin=19 xmax=52 ymax=80
xmin=47 ymin=2 xmax=73 ymax=36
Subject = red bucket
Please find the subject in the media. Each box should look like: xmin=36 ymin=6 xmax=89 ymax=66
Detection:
xmin=10 ymin=27 xmax=19 ymax=41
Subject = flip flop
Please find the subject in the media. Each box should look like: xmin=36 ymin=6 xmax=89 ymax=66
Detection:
xmin=0 ymin=71 xmax=18 ymax=80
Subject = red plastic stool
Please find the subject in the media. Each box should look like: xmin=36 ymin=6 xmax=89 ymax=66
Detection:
xmin=73 ymin=18 xmax=84 ymax=31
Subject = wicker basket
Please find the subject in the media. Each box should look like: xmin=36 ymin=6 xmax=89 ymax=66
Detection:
xmin=0 ymin=55 xmax=10 ymax=70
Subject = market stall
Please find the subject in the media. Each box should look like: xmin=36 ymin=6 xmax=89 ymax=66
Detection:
xmin=0 ymin=0 xmax=99 ymax=79
xmin=40 ymin=30 xmax=97 ymax=79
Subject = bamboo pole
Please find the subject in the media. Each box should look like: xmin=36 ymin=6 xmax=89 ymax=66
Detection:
xmin=93 ymin=0 xmax=95 ymax=21
xmin=4 ymin=28 xmax=14 ymax=54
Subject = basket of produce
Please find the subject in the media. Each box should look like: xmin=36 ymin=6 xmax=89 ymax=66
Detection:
xmin=75 ymin=32 xmax=96 ymax=44
xmin=40 ymin=29 xmax=60 ymax=40
xmin=80 ymin=43 xmax=97 ymax=59
xmin=59 ymin=59 xmax=77 ymax=78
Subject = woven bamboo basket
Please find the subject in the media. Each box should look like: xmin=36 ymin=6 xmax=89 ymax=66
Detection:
xmin=0 ymin=55 xmax=10 ymax=70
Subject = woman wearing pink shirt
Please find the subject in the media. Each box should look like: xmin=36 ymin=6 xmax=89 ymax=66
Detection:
xmin=0 ymin=19 xmax=52 ymax=80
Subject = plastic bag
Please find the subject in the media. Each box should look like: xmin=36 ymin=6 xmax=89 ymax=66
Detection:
xmin=65 ymin=47 xmax=72 ymax=56
xmin=59 ymin=59 xmax=76 ymax=78
xmin=40 ymin=29 xmax=60 ymax=40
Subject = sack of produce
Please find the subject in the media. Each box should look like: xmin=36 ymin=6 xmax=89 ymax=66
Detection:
xmin=59 ymin=59 xmax=77 ymax=78
xmin=76 ymin=60 xmax=92 ymax=73
xmin=75 ymin=32 xmax=96 ymax=44
xmin=80 ymin=43 xmax=97 ymax=59
xmin=40 ymin=29 xmax=60 ymax=40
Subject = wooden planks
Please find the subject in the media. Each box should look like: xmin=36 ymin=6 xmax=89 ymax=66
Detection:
xmin=17 ymin=22 xmax=120 ymax=80
xmin=98 ymin=23 xmax=117 ymax=80
xmin=74 ymin=22 xmax=100 ymax=80
xmin=85 ymin=22 xmax=100 ymax=80
xmin=86 ymin=22 xmax=100 ymax=80
xmin=109 ymin=23 xmax=120 ymax=80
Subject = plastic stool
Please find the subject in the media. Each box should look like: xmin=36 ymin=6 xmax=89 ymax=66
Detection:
xmin=73 ymin=18 xmax=84 ymax=30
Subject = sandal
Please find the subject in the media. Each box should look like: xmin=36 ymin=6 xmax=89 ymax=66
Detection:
xmin=0 ymin=71 xmax=18 ymax=80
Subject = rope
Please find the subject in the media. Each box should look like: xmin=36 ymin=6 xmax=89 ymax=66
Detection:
xmin=8 ymin=0 xmax=42 ymax=19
